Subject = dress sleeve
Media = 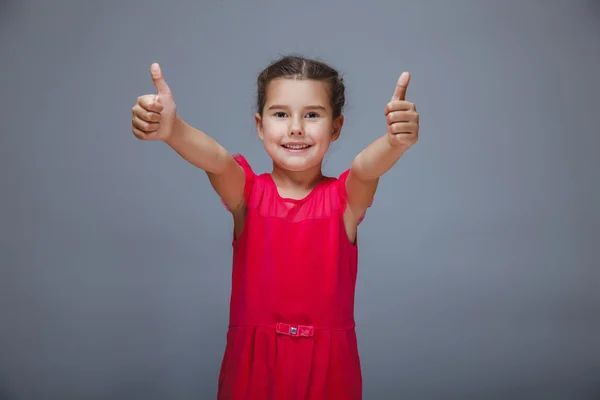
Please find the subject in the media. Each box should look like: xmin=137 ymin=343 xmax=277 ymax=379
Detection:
xmin=220 ymin=154 xmax=256 ymax=211
xmin=336 ymin=169 xmax=371 ymax=225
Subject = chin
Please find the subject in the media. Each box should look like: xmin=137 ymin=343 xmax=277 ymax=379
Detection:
xmin=265 ymin=145 xmax=322 ymax=171
xmin=276 ymin=155 xmax=323 ymax=172
xmin=275 ymin=158 xmax=317 ymax=172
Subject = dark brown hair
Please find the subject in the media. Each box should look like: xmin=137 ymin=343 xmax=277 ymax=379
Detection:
xmin=256 ymin=54 xmax=346 ymax=119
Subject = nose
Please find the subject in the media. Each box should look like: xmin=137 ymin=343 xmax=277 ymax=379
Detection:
xmin=289 ymin=116 xmax=303 ymax=136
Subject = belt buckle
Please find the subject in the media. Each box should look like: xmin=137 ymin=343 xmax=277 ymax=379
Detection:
xmin=276 ymin=322 xmax=314 ymax=337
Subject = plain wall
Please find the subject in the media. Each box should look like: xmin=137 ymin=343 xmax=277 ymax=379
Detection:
xmin=1 ymin=0 xmax=599 ymax=398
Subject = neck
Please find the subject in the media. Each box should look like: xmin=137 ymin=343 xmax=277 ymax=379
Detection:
xmin=270 ymin=162 xmax=324 ymax=194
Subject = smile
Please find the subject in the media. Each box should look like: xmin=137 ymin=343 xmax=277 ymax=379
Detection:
xmin=282 ymin=144 xmax=312 ymax=151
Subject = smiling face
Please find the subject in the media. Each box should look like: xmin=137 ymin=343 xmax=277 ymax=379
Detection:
xmin=255 ymin=78 xmax=343 ymax=173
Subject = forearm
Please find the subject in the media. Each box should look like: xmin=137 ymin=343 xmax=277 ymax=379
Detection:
xmin=165 ymin=116 xmax=233 ymax=175
xmin=351 ymin=134 xmax=407 ymax=181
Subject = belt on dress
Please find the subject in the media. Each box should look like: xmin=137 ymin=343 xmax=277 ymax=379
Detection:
xmin=275 ymin=322 xmax=315 ymax=337
xmin=228 ymin=322 xmax=355 ymax=336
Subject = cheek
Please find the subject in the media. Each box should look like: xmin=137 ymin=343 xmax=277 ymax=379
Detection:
xmin=262 ymin=123 xmax=286 ymax=142
xmin=306 ymin=124 xmax=333 ymax=142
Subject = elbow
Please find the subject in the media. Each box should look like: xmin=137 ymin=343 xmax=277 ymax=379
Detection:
xmin=350 ymin=154 xmax=377 ymax=182
xmin=212 ymin=148 xmax=238 ymax=175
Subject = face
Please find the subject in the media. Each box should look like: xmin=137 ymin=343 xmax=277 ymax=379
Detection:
xmin=255 ymin=78 xmax=343 ymax=172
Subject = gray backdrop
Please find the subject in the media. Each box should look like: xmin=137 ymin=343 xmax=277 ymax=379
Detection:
xmin=1 ymin=0 xmax=599 ymax=399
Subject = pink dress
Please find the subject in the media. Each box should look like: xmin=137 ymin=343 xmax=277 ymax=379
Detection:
xmin=217 ymin=154 xmax=363 ymax=399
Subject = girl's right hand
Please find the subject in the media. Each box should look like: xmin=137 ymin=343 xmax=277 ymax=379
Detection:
xmin=131 ymin=63 xmax=177 ymax=141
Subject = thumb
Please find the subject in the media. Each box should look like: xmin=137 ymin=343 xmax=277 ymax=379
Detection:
xmin=391 ymin=72 xmax=410 ymax=101
xmin=150 ymin=63 xmax=171 ymax=95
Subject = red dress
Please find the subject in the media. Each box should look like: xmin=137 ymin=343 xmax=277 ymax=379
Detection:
xmin=217 ymin=155 xmax=363 ymax=400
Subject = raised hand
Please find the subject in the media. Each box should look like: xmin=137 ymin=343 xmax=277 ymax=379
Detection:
xmin=131 ymin=63 xmax=177 ymax=141
xmin=384 ymin=72 xmax=419 ymax=151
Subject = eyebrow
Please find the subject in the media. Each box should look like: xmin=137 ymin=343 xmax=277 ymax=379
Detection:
xmin=267 ymin=104 xmax=327 ymax=111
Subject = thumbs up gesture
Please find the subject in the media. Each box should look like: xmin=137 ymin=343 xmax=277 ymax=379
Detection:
xmin=131 ymin=63 xmax=177 ymax=141
xmin=385 ymin=72 xmax=419 ymax=151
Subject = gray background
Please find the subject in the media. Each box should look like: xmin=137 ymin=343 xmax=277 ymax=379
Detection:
xmin=1 ymin=0 xmax=599 ymax=398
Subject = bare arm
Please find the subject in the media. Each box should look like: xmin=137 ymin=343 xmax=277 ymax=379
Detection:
xmin=132 ymin=63 xmax=246 ymax=214
xmin=344 ymin=72 xmax=419 ymax=228
xmin=165 ymin=116 xmax=246 ymax=213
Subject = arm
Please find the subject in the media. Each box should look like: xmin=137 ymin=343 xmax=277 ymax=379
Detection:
xmin=165 ymin=117 xmax=246 ymax=213
xmin=344 ymin=72 xmax=419 ymax=225
xmin=131 ymin=63 xmax=246 ymax=214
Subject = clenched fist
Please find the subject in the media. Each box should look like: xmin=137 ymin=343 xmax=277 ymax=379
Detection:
xmin=131 ymin=63 xmax=177 ymax=141
xmin=385 ymin=72 xmax=419 ymax=152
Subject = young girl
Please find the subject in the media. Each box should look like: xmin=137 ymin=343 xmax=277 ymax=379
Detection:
xmin=131 ymin=55 xmax=419 ymax=399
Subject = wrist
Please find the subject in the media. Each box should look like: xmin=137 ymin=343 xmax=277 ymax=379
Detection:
xmin=165 ymin=114 xmax=185 ymax=144
xmin=386 ymin=132 xmax=411 ymax=155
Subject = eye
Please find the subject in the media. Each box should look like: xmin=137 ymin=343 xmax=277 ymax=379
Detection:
xmin=306 ymin=112 xmax=318 ymax=118
xmin=274 ymin=112 xmax=287 ymax=118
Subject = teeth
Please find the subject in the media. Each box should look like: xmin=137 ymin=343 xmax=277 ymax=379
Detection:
xmin=284 ymin=144 xmax=310 ymax=149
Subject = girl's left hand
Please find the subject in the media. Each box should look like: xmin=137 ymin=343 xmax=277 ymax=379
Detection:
xmin=385 ymin=72 xmax=419 ymax=152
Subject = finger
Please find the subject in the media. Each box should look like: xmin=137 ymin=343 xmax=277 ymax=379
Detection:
xmin=132 ymin=126 xmax=148 ymax=140
xmin=132 ymin=104 xmax=162 ymax=123
xmin=386 ymin=111 xmax=417 ymax=125
xmin=132 ymin=126 xmax=162 ymax=140
xmin=132 ymin=115 xmax=160 ymax=133
xmin=384 ymin=100 xmax=415 ymax=114
xmin=388 ymin=122 xmax=417 ymax=134
xmin=137 ymin=95 xmax=164 ymax=113
xmin=391 ymin=72 xmax=410 ymax=101
xmin=150 ymin=63 xmax=171 ymax=95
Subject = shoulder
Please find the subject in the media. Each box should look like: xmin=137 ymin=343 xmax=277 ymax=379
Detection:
xmin=318 ymin=168 xmax=350 ymax=198
xmin=328 ymin=169 xmax=350 ymax=201
xmin=229 ymin=154 xmax=276 ymax=207
xmin=231 ymin=154 xmax=273 ymax=186
xmin=231 ymin=154 xmax=254 ymax=175
xmin=323 ymin=168 xmax=370 ymax=225
xmin=305 ymin=169 xmax=351 ymax=212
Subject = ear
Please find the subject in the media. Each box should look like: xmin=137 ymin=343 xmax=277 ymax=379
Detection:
xmin=255 ymin=113 xmax=264 ymax=141
xmin=330 ymin=115 xmax=344 ymax=142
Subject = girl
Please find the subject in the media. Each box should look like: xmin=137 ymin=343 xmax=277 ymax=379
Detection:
xmin=131 ymin=55 xmax=419 ymax=399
